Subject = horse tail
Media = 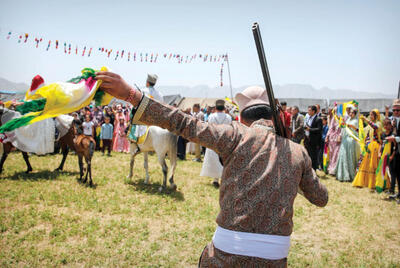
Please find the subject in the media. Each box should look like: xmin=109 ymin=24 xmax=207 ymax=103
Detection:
xmin=89 ymin=141 xmax=95 ymax=157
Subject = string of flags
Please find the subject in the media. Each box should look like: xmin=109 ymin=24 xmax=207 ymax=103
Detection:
xmin=3 ymin=29 xmax=228 ymax=65
xmin=3 ymin=28 xmax=229 ymax=86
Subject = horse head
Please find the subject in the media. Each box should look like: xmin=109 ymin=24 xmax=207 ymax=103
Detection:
xmin=72 ymin=119 xmax=83 ymax=136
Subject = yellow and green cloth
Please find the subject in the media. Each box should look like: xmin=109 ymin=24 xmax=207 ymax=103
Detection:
xmin=0 ymin=67 xmax=113 ymax=133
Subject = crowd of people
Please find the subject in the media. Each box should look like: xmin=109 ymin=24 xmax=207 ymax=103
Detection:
xmin=70 ymin=103 xmax=132 ymax=155
xmin=70 ymin=95 xmax=400 ymax=204
xmin=284 ymin=100 xmax=400 ymax=203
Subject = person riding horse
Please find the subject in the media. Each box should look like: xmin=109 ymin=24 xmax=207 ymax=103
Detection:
xmin=127 ymin=74 xmax=163 ymax=152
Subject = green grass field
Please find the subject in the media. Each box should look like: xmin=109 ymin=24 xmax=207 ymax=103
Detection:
xmin=0 ymin=151 xmax=399 ymax=267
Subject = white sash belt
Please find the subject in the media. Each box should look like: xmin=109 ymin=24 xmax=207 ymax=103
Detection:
xmin=212 ymin=226 xmax=290 ymax=260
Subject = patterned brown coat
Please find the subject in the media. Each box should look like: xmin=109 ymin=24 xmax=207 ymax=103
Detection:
xmin=132 ymin=96 xmax=329 ymax=267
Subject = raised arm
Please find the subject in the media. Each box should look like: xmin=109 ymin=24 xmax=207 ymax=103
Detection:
xmin=133 ymin=97 xmax=241 ymax=160
xmin=96 ymin=72 xmax=242 ymax=160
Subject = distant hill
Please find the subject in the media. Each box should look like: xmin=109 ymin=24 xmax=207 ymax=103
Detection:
xmin=0 ymin=76 xmax=395 ymax=100
xmin=159 ymin=84 xmax=395 ymax=99
xmin=0 ymin=77 xmax=29 ymax=92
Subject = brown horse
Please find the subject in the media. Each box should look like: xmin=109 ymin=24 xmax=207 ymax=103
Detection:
xmin=71 ymin=119 xmax=95 ymax=186
xmin=0 ymin=108 xmax=94 ymax=185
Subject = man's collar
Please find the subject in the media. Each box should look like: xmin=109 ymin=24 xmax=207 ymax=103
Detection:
xmin=250 ymin=119 xmax=275 ymax=132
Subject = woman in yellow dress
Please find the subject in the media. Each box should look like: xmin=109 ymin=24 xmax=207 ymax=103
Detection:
xmin=352 ymin=109 xmax=382 ymax=189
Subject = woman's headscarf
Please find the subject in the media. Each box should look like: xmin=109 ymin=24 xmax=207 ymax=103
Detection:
xmin=366 ymin=108 xmax=382 ymax=142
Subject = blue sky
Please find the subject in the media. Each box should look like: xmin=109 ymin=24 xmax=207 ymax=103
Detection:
xmin=0 ymin=0 xmax=399 ymax=95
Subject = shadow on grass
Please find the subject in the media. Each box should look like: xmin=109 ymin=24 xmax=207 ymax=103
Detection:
xmin=381 ymin=196 xmax=399 ymax=203
xmin=1 ymin=169 xmax=78 ymax=181
xmin=127 ymin=179 xmax=185 ymax=201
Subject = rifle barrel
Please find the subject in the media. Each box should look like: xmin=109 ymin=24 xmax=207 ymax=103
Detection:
xmin=398 ymin=80 xmax=400 ymax=99
xmin=252 ymin=22 xmax=285 ymax=137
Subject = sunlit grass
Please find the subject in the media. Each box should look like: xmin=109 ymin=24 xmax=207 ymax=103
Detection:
xmin=0 ymin=151 xmax=399 ymax=267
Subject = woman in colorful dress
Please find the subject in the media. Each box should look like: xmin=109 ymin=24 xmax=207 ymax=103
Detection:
xmin=325 ymin=108 xmax=342 ymax=175
xmin=113 ymin=117 xmax=130 ymax=153
xmin=352 ymin=109 xmax=382 ymax=189
xmin=335 ymin=106 xmax=359 ymax=182
xmin=112 ymin=105 xmax=130 ymax=153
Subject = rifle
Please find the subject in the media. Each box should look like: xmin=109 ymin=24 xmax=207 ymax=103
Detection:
xmin=252 ymin=22 xmax=287 ymax=138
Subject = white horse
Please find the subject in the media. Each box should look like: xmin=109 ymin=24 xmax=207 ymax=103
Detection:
xmin=128 ymin=126 xmax=178 ymax=192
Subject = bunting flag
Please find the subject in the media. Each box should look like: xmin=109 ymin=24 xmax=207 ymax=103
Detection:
xmin=220 ymin=61 xmax=225 ymax=87
xmin=375 ymin=141 xmax=391 ymax=193
xmin=3 ymin=29 xmax=227 ymax=64
xmin=0 ymin=67 xmax=113 ymax=133
xmin=224 ymin=97 xmax=238 ymax=110
xmin=2 ymin=28 xmax=228 ymax=86
xmin=323 ymin=143 xmax=329 ymax=174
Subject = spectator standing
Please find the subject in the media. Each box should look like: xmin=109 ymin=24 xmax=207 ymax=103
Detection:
xmin=104 ymin=106 xmax=115 ymax=126
xmin=100 ymin=116 xmax=113 ymax=156
xmin=379 ymin=119 xmax=396 ymax=191
xmin=280 ymin=101 xmax=292 ymax=136
xmin=113 ymin=117 xmax=129 ymax=153
xmin=335 ymin=106 xmax=359 ymax=182
xmin=325 ymin=108 xmax=342 ymax=175
xmin=385 ymin=99 xmax=400 ymax=200
xmin=290 ymin=106 xmax=304 ymax=144
xmin=304 ymin=105 xmax=323 ymax=170
xmin=352 ymin=109 xmax=382 ymax=189
xmin=319 ymin=115 xmax=329 ymax=171
xmin=192 ymin=103 xmax=205 ymax=162
xmin=200 ymin=100 xmax=232 ymax=188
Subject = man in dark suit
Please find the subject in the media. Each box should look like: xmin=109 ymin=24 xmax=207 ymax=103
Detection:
xmin=305 ymin=105 xmax=323 ymax=170
xmin=291 ymin=106 xmax=304 ymax=144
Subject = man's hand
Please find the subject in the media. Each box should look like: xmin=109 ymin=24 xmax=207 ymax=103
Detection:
xmin=95 ymin=71 xmax=132 ymax=101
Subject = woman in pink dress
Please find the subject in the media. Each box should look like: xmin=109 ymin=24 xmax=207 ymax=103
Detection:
xmin=112 ymin=109 xmax=130 ymax=153
xmin=325 ymin=108 xmax=342 ymax=175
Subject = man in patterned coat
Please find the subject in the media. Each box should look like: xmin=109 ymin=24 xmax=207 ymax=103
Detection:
xmin=96 ymin=71 xmax=329 ymax=267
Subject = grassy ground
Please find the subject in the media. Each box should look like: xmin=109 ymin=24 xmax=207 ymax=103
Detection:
xmin=0 ymin=151 xmax=399 ymax=267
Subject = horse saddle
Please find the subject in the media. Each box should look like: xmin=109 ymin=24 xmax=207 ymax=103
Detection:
xmin=75 ymin=135 xmax=96 ymax=147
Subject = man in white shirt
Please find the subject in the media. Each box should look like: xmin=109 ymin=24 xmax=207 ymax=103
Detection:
xmin=129 ymin=74 xmax=164 ymax=146
xmin=200 ymin=99 xmax=232 ymax=187
xmin=142 ymin=74 xmax=163 ymax=102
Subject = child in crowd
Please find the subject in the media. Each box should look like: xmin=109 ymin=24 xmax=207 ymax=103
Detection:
xmin=100 ymin=116 xmax=114 ymax=156
xmin=82 ymin=114 xmax=95 ymax=138
xmin=380 ymin=119 xmax=398 ymax=199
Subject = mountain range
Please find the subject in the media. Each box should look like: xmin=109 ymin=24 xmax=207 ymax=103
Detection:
xmin=0 ymin=76 xmax=395 ymax=100
xmin=158 ymin=84 xmax=396 ymax=99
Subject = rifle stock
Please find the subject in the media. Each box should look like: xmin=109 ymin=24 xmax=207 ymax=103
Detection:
xmin=252 ymin=22 xmax=287 ymax=138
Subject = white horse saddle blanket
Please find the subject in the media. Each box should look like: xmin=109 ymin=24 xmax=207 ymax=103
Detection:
xmin=1 ymin=110 xmax=73 ymax=155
